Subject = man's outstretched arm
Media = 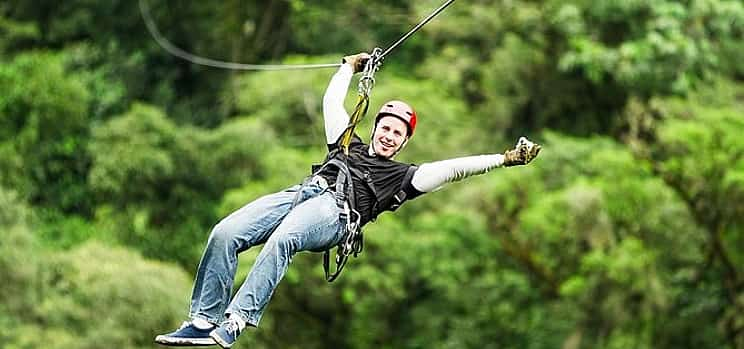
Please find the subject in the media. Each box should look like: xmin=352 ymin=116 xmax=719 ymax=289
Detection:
xmin=411 ymin=137 xmax=541 ymax=193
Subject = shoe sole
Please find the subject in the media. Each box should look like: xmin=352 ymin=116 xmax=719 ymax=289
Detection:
xmin=209 ymin=332 xmax=233 ymax=349
xmin=154 ymin=335 xmax=217 ymax=346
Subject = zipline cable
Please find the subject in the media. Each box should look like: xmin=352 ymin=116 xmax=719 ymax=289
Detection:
xmin=139 ymin=0 xmax=342 ymax=71
xmin=140 ymin=0 xmax=457 ymax=72
xmin=380 ymin=0 xmax=457 ymax=60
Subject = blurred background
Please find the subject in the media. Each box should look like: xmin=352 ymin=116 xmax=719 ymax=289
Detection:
xmin=1 ymin=0 xmax=743 ymax=348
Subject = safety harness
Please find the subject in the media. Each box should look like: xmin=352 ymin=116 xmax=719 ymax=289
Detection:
xmin=299 ymin=48 xmax=410 ymax=282
xmin=308 ymin=148 xmax=418 ymax=282
xmin=313 ymin=155 xmax=366 ymax=282
xmin=316 ymin=50 xmax=382 ymax=282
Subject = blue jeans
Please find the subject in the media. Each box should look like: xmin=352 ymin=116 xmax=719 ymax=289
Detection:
xmin=188 ymin=180 xmax=344 ymax=326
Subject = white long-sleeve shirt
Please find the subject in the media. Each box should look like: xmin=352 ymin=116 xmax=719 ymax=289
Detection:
xmin=322 ymin=64 xmax=506 ymax=194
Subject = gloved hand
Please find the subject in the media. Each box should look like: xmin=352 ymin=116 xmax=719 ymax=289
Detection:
xmin=504 ymin=137 xmax=541 ymax=166
xmin=342 ymin=52 xmax=370 ymax=74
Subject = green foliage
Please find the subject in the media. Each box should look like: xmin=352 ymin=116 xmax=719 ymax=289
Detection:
xmin=1 ymin=1 xmax=743 ymax=348
xmin=232 ymin=56 xmax=338 ymax=146
xmin=31 ymin=242 xmax=191 ymax=349
xmin=2 ymin=241 xmax=192 ymax=349
xmin=654 ymin=100 xmax=744 ymax=222
xmin=0 ymin=51 xmax=91 ymax=212
xmin=0 ymin=13 xmax=39 ymax=53
xmin=36 ymin=209 xmax=99 ymax=249
xmin=649 ymin=91 xmax=744 ymax=347
xmin=87 ymin=103 xmax=276 ymax=265
xmin=89 ymin=103 xmax=180 ymax=202
xmin=286 ymin=1 xmax=412 ymax=55
xmin=558 ymin=0 xmax=744 ymax=95
xmin=62 ymin=43 xmax=131 ymax=120
xmin=0 ymin=187 xmax=191 ymax=349
xmin=479 ymin=132 xmax=711 ymax=348
xmin=0 ymin=187 xmax=38 ymax=320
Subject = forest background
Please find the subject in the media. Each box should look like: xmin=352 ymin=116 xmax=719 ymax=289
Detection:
xmin=1 ymin=0 xmax=743 ymax=348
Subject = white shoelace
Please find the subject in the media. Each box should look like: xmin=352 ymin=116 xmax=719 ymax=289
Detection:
xmin=223 ymin=319 xmax=242 ymax=337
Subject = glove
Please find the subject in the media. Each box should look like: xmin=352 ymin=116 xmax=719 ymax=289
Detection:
xmin=342 ymin=52 xmax=370 ymax=74
xmin=504 ymin=137 xmax=541 ymax=166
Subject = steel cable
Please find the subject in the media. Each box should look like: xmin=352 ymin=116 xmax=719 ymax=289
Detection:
xmin=139 ymin=0 xmax=342 ymax=71
xmin=140 ymin=0 xmax=457 ymax=71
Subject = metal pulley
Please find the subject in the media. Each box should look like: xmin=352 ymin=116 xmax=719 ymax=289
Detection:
xmin=358 ymin=47 xmax=383 ymax=96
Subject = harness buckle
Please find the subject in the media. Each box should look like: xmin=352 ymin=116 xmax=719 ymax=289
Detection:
xmin=308 ymin=175 xmax=328 ymax=189
xmin=340 ymin=202 xmax=362 ymax=257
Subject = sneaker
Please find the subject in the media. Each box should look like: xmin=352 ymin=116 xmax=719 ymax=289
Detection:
xmin=504 ymin=137 xmax=541 ymax=166
xmin=154 ymin=321 xmax=216 ymax=346
xmin=209 ymin=317 xmax=245 ymax=348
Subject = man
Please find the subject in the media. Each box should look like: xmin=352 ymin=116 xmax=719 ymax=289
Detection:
xmin=155 ymin=53 xmax=541 ymax=348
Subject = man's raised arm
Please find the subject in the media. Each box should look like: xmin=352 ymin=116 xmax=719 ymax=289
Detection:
xmin=322 ymin=64 xmax=353 ymax=145
xmin=322 ymin=53 xmax=369 ymax=145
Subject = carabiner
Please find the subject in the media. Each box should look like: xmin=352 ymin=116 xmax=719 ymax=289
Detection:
xmin=358 ymin=47 xmax=383 ymax=96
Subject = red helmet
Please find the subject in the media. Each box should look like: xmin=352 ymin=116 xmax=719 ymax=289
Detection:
xmin=375 ymin=100 xmax=417 ymax=137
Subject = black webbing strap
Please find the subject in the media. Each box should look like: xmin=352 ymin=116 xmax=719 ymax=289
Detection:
xmin=390 ymin=165 xmax=418 ymax=211
xmin=323 ymin=245 xmax=346 ymax=282
xmin=346 ymin=166 xmax=380 ymax=220
xmin=315 ymin=158 xmax=362 ymax=282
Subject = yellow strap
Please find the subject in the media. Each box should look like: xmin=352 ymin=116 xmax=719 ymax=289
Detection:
xmin=338 ymin=94 xmax=370 ymax=155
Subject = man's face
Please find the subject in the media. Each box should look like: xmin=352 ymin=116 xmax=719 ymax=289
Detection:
xmin=372 ymin=116 xmax=408 ymax=158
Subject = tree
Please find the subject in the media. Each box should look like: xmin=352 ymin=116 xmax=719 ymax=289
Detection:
xmin=0 ymin=52 xmax=91 ymax=213
xmin=649 ymin=84 xmax=744 ymax=346
xmin=88 ymin=103 xmax=275 ymax=266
